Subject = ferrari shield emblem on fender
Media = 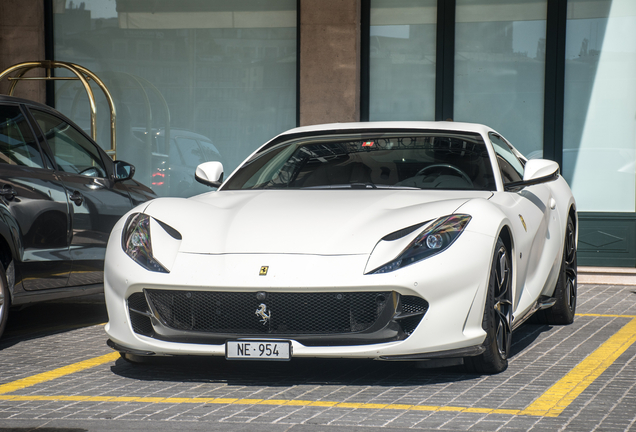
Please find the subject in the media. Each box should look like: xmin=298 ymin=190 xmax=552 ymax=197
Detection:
xmin=255 ymin=303 xmax=271 ymax=325
xmin=519 ymin=214 xmax=527 ymax=232
xmin=259 ymin=266 xmax=269 ymax=276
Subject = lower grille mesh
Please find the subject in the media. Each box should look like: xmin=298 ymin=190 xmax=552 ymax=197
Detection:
xmin=144 ymin=290 xmax=391 ymax=335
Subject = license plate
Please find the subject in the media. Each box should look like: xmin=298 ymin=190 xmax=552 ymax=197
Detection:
xmin=226 ymin=340 xmax=291 ymax=361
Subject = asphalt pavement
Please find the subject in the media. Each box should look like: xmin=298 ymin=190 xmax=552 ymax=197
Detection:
xmin=0 ymin=282 xmax=635 ymax=432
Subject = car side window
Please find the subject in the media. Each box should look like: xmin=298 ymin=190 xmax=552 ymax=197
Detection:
xmin=0 ymin=105 xmax=44 ymax=168
xmin=175 ymin=137 xmax=203 ymax=167
xmin=489 ymin=133 xmax=524 ymax=184
xmin=198 ymin=140 xmax=220 ymax=161
xmin=30 ymin=109 xmax=107 ymax=178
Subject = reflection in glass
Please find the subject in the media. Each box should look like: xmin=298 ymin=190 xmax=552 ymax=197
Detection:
xmin=563 ymin=0 xmax=636 ymax=212
xmin=369 ymin=0 xmax=436 ymax=121
xmin=223 ymin=132 xmax=496 ymax=191
xmin=454 ymin=0 xmax=547 ymax=157
xmin=53 ymin=0 xmax=297 ymax=197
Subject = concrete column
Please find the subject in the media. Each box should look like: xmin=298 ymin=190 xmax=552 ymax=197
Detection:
xmin=0 ymin=0 xmax=46 ymax=103
xmin=299 ymin=0 xmax=360 ymax=126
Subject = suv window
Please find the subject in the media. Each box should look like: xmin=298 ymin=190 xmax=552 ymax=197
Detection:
xmin=31 ymin=109 xmax=107 ymax=178
xmin=0 ymin=105 xmax=44 ymax=168
xmin=175 ymin=137 xmax=203 ymax=167
xmin=489 ymin=133 xmax=524 ymax=184
xmin=199 ymin=140 xmax=220 ymax=161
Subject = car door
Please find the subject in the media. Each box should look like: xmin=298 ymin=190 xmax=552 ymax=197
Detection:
xmin=28 ymin=108 xmax=134 ymax=287
xmin=487 ymin=133 xmax=559 ymax=314
xmin=0 ymin=103 xmax=72 ymax=290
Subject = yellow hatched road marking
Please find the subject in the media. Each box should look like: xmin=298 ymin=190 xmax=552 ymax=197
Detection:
xmin=0 ymin=352 xmax=119 ymax=396
xmin=519 ymin=317 xmax=636 ymax=417
xmin=0 ymin=314 xmax=634 ymax=417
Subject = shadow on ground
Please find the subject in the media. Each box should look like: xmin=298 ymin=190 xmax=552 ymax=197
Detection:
xmin=0 ymin=294 xmax=108 ymax=349
xmin=107 ymin=322 xmax=552 ymax=387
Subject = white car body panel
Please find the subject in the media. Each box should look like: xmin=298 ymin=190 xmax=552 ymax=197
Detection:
xmin=104 ymin=121 xmax=577 ymax=366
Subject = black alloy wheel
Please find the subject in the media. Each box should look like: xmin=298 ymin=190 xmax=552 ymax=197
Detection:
xmin=493 ymin=243 xmax=513 ymax=359
xmin=465 ymin=237 xmax=512 ymax=374
xmin=564 ymin=217 xmax=577 ymax=313
xmin=535 ymin=214 xmax=577 ymax=325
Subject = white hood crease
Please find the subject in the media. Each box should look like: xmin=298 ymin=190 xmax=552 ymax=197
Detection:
xmin=143 ymin=190 xmax=493 ymax=255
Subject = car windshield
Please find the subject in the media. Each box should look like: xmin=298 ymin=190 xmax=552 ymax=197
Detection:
xmin=222 ymin=131 xmax=497 ymax=191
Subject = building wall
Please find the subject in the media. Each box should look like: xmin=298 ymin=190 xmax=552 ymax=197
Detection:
xmin=299 ymin=0 xmax=361 ymax=126
xmin=0 ymin=0 xmax=46 ymax=103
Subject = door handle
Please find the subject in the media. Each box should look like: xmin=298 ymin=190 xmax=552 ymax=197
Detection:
xmin=69 ymin=190 xmax=84 ymax=206
xmin=0 ymin=184 xmax=16 ymax=200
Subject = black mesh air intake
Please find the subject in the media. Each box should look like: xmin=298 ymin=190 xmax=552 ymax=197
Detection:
xmin=397 ymin=295 xmax=428 ymax=335
xmin=144 ymin=290 xmax=391 ymax=335
xmin=127 ymin=292 xmax=153 ymax=337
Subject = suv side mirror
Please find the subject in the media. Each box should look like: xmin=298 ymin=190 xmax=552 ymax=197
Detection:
xmin=195 ymin=161 xmax=224 ymax=188
xmin=113 ymin=160 xmax=135 ymax=181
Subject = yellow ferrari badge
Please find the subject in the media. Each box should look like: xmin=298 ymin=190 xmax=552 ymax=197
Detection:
xmin=259 ymin=266 xmax=269 ymax=276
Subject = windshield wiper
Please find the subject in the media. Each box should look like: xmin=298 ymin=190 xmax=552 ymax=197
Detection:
xmin=301 ymin=183 xmax=419 ymax=190
xmin=351 ymin=182 xmax=377 ymax=189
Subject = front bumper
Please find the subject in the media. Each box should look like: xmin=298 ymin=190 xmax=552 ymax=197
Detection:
xmin=104 ymin=229 xmax=495 ymax=359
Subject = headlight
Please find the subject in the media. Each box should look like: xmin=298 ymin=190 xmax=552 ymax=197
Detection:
xmin=122 ymin=213 xmax=169 ymax=273
xmin=370 ymin=214 xmax=471 ymax=274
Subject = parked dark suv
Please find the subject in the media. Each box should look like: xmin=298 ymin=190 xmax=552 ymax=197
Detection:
xmin=0 ymin=95 xmax=155 ymax=338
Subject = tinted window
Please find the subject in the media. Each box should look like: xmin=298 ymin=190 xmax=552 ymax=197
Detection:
xmin=175 ymin=137 xmax=203 ymax=167
xmin=223 ymin=132 xmax=497 ymax=191
xmin=0 ymin=105 xmax=44 ymax=168
xmin=199 ymin=140 xmax=220 ymax=161
xmin=31 ymin=110 xmax=107 ymax=178
xmin=490 ymin=133 xmax=524 ymax=184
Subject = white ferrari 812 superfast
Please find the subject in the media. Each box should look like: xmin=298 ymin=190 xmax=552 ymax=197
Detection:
xmin=104 ymin=122 xmax=577 ymax=374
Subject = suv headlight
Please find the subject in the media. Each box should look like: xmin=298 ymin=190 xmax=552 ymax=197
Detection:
xmin=370 ymin=214 xmax=471 ymax=274
xmin=122 ymin=213 xmax=169 ymax=273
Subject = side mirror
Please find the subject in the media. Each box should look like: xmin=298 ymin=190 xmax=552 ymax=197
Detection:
xmin=113 ymin=160 xmax=135 ymax=181
xmin=523 ymin=159 xmax=559 ymax=182
xmin=195 ymin=161 xmax=224 ymax=188
xmin=504 ymin=159 xmax=559 ymax=191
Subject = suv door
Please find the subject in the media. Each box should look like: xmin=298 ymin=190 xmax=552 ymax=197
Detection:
xmin=29 ymin=109 xmax=134 ymax=287
xmin=0 ymin=104 xmax=71 ymax=290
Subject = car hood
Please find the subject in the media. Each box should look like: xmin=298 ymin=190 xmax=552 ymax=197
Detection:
xmin=143 ymin=190 xmax=493 ymax=255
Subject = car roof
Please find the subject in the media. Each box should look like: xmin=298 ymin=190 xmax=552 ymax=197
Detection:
xmin=278 ymin=121 xmax=495 ymax=137
xmin=0 ymin=94 xmax=53 ymax=110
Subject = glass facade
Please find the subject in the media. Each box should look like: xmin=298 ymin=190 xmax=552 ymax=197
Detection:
xmin=369 ymin=0 xmax=437 ymax=121
xmin=454 ymin=0 xmax=547 ymax=157
xmin=563 ymin=0 xmax=636 ymax=212
xmin=53 ymin=0 xmax=297 ymax=197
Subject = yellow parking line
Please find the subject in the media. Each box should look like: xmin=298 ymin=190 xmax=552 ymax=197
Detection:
xmin=0 ymin=393 xmax=524 ymax=414
xmin=0 ymin=314 xmax=634 ymax=418
xmin=520 ymin=317 xmax=636 ymax=417
xmin=0 ymin=352 xmax=119 ymax=395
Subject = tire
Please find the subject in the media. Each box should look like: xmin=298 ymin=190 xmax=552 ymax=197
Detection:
xmin=0 ymin=264 xmax=10 ymax=340
xmin=465 ymin=238 xmax=513 ymax=374
xmin=534 ymin=215 xmax=577 ymax=325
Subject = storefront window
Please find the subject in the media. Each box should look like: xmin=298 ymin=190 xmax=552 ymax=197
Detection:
xmin=563 ymin=0 xmax=636 ymax=212
xmin=53 ymin=0 xmax=297 ymax=197
xmin=369 ymin=0 xmax=436 ymax=122
xmin=454 ymin=0 xmax=547 ymax=157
